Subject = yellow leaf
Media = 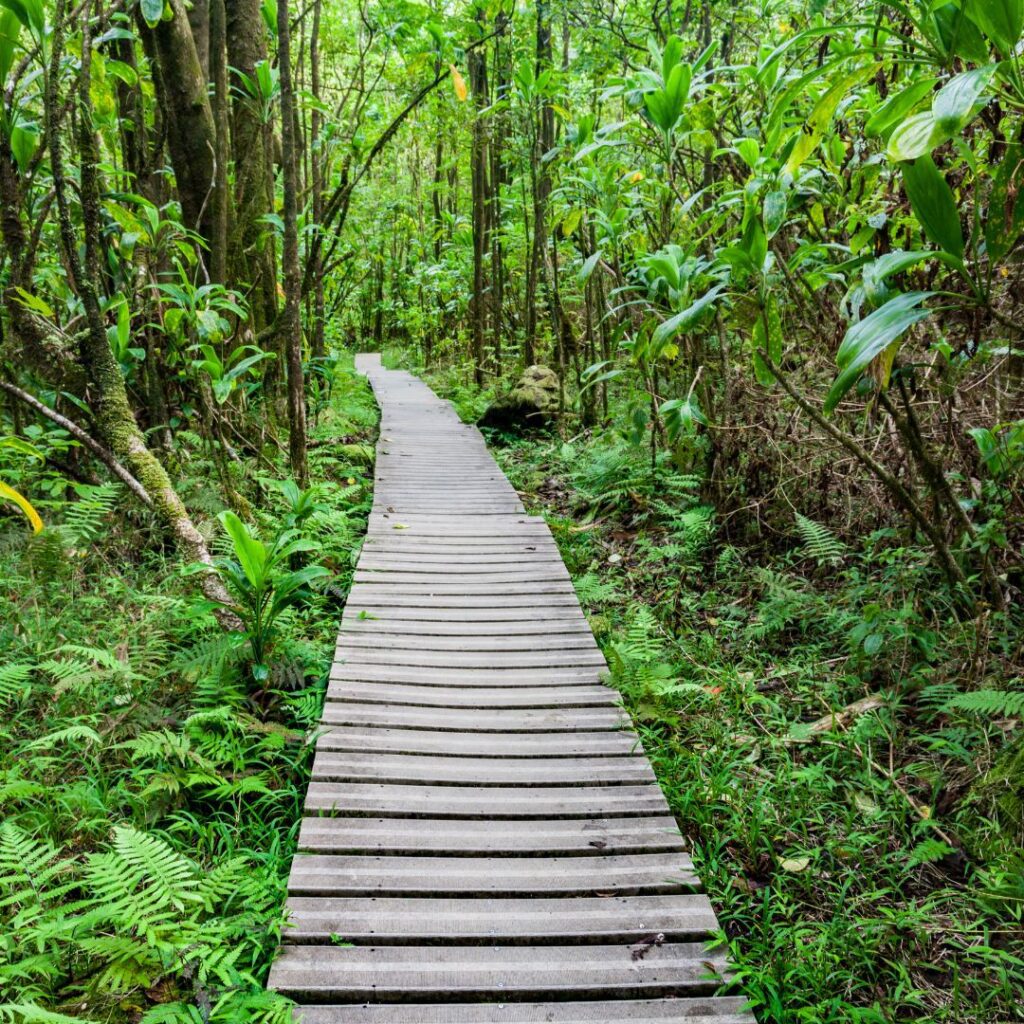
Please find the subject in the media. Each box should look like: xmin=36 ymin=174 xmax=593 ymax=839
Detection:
xmin=562 ymin=209 xmax=582 ymax=237
xmin=450 ymin=64 xmax=468 ymax=102
xmin=779 ymin=855 xmax=811 ymax=872
xmin=0 ymin=480 xmax=44 ymax=533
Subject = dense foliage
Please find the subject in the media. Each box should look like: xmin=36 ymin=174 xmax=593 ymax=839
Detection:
xmin=1 ymin=0 xmax=1023 ymax=1019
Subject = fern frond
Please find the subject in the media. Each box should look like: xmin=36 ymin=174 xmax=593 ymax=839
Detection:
xmin=944 ymin=689 xmax=1024 ymax=718
xmin=794 ymin=513 xmax=846 ymax=564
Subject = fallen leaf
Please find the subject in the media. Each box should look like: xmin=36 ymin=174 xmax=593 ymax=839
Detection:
xmin=779 ymin=855 xmax=811 ymax=872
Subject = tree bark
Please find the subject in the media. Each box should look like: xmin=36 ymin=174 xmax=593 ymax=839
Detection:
xmin=278 ymin=0 xmax=309 ymax=486
xmin=140 ymin=0 xmax=217 ymax=251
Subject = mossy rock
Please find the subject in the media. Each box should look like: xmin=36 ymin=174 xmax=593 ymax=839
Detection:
xmin=478 ymin=365 xmax=560 ymax=433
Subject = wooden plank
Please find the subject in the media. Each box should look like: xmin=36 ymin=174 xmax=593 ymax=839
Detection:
xmin=337 ymin=634 xmax=601 ymax=652
xmin=325 ymin=682 xmax=616 ymax=708
xmin=269 ymin=942 xmax=726 ymax=1001
xmin=282 ymin=894 xmax=717 ymax=943
xmin=340 ymin=606 xmax=591 ymax=623
xmin=327 ymin=666 xmax=606 ymax=688
xmin=291 ymin=997 xmax=755 ymax=1023
xmin=287 ymin=852 xmax=700 ymax=896
xmin=309 ymin=752 xmax=655 ymax=786
xmin=354 ymin=569 xmax=571 ymax=584
xmin=334 ymin=647 xmax=604 ymax=667
xmin=297 ymin=815 xmax=685 ymax=855
xmin=313 ymin=727 xmax=644 ymax=758
xmin=303 ymin=781 xmax=669 ymax=819
xmin=339 ymin=619 xmax=594 ymax=636
xmin=317 ymin=704 xmax=628 ymax=732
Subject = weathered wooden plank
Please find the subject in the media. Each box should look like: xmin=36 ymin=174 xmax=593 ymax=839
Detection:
xmin=282 ymin=894 xmax=717 ymax=943
xmin=317 ymin=704 xmax=628 ymax=732
xmin=287 ymin=852 xmax=700 ymax=896
xmin=334 ymin=646 xmax=603 ymax=666
xmin=325 ymin=682 xmax=616 ymax=708
xmin=354 ymin=569 xmax=571 ymax=584
xmin=297 ymin=815 xmax=685 ymax=855
xmin=337 ymin=634 xmax=601 ymax=652
xmin=269 ymin=942 xmax=726 ymax=1001
xmin=327 ymin=667 xmax=606 ymax=690
xmin=291 ymin=998 xmax=755 ymax=1023
xmin=309 ymin=752 xmax=655 ymax=786
xmin=341 ymin=605 xmax=590 ymax=622
xmin=303 ymin=781 xmax=669 ymax=819
xmin=313 ymin=727 xmax=644 ymax=758
xmin=339 ymin=619 xmax=594 ymax=636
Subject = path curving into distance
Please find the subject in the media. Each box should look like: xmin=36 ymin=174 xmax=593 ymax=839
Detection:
xmin=269 ymin=354 xmax=755 ymax=1023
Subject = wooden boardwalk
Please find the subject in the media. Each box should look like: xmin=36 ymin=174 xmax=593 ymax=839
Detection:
xmin=269 ymin=355 xmax=754 ymax=1023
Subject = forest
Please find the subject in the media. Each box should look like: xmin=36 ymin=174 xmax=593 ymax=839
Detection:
xmin=0 ymin=0 xmax=1023 ymax=1019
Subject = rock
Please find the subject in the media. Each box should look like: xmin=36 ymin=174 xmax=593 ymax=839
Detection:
xmin=478 ymin=365 xmax=560 ymax=433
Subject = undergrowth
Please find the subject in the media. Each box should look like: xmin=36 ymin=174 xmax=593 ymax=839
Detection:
xmin=492 ymin=429 xmax=1024 ymax=1024
xmin=0 ymin=360 xmax=377 ymax=1023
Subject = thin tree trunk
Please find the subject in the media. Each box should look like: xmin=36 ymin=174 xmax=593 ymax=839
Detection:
xmin=278 ymin=0 xmax=309 ymax=486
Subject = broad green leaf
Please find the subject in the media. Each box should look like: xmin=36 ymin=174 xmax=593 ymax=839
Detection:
xmin=9 ymin=123 xmax=35 ymax=171
xmin=139 ymin=0 xmax=163 ymax=27
xmin=901 ymin=156 xmax=964 ymax=259
xmin=217 ymin=511 xmax=267 ymax=586
xmin=660 ymin=396 xmax=706 ymax=442
xmin=825 ymin=292 xmax=934 ymax=413
xmin=886 ymin=111 xmax=950 ymax=162
xmin=784 ymin=63 xmax=877 ymax=176
xmin=578 ymin=251 xmax=601 ymax=284
xmin=752 ymin=295 xmax=783 ymax=387
xmin=0 ymin=9 xmax=20 ymax=83
xmin=763 ymin=190 xmax=787 ymax=239
xmin=651 ymin=285 xmax=724 ymax=347
xmin=735 ymin=138 xmax=759 ymax=169
xmin=862 ymin=250 xmax=940 ymax=306
xmin=964 ymin=0 xmax=1024 ymax=56
xmin=932 ymin=66 xmax=997 ymax=133
xmin=561 ymin=209 xmax=582 ymax=237
xmin=866 ymin=78 xmax=937 ymax=138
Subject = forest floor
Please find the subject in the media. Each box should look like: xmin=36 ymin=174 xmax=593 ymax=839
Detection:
xmin=413 ymin=357 xmax=1024 ymax=1024
xmin=0 ymin=360 xmax=377 ymax=1023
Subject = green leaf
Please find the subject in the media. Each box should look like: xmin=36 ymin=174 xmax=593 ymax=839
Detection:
xmin=964 ymin=0 xmax=1024 ymax=56
xmin=752 ymin=295 xmax=783 ymax=387
xmin=932 ymin=66 xmax=997 ymax=134
xmin=886 ymin=110 xmax=950 ymax=162
xmin=578 ymin=251 xmax=601 ymax=284
xmin=10 ymin=122 xmax=38 ymax=171
xmin=0 ymin=9 xmax=20 ymax=83
xmin=901 ymin=155 xmax=964 ymax=259
xmin=825 ymin=292 xmax=934 ymax=413
xmin=217 ymin=511 xmax=266 ymax=587
xmin=139 ymin=0 xmax=163 ymax=27
xmin=763 ymin=190 xmax=787 ymax=239
xmin=651 ymin=285 xmax=724 ymax=347
xmin=865 ymin=78 xmax=938 ymax=139
xmin=735 ymin=138 xmax=759 ymax=169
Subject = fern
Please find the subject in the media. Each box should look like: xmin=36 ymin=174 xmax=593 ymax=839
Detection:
xmin=794 ymin=513 xmax=846 ymax=564
xmin=944 ymin=688 xmax=1024 ymax=718
xmin=907 ymin=838 xmax=957 ymax=868
xmin=0 ymin=663 xmax=33 ymax=706
xmin=573 ymin=572 xmax=620 ymax=606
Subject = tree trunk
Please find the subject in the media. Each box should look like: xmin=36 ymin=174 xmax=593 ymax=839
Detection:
xmin=278 ymin=0 xmax=309 ymax=486
xmin=48 ymin=0 xmax=236 ymax=617
xmin=140 ymin=0 xmax=217 ymax=252
xmin=469 ymin=30 xmax=489 ymax=387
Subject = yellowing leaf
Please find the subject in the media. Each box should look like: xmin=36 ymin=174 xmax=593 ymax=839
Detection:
xmin=779 ymin=855 xmax=811 ymax=872
xmin=450 ymin=64 xmax=468 ymax=102
xmin=0 ymin=480 xmax=43 ymax=533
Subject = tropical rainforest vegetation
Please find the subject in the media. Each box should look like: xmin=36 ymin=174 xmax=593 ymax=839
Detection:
xmin=0 ymin=0 xmax=1022 ymax=1018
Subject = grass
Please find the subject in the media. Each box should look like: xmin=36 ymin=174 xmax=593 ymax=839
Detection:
xmin=0 ymin=360 xmax=377 ymax=1023
xmin=484 ymin=428 xmax=1024 ymax=1024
